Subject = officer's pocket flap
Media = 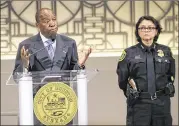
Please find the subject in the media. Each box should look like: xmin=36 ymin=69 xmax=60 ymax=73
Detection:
xmin=155 ymin=57 xmax=170 ymax=63
xmin=155 ymin=57 xmax=170 ymax=74
xmin=130 ymin=58 xmax=146 ymax=75
xmin=131 ymin=57 xmax=145 ymax=63
xmin=155 ymin=57 xmax=162 ymax=63
xmin=163 ymin=58 xmax=170 ymax=63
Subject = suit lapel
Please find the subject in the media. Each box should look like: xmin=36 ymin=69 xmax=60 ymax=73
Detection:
xmin=52 ymin=34 xmax=68 ymax=71
xmin=30 ymin=33 xmax=53 ymax=69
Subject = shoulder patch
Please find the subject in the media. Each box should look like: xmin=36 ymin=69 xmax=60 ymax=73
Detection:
xmin=119 ymin=50 xmax=126 ymax=61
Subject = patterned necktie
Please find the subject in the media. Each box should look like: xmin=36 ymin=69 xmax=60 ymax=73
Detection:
xmin=45 ymin=40 xmax=54 ymax=60
xmin=146 ymin=48 xmax=156 ymax=97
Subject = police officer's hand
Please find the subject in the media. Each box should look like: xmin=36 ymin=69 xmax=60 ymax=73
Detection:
xmin=21 ymin=46 xmax=30 ymax=68
xmin=78 ymin=47 xmax=92 ymax=67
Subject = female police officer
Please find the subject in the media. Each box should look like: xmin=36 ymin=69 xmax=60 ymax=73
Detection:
xmin=116 ymin=16 xmax=175 ymax=126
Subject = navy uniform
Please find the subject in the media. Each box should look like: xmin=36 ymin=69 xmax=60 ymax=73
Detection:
xmin=116 ymin=42 xmax=175 ymax=126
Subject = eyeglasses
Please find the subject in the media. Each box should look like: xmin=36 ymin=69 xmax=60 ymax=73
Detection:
xmin=138 ymin=27 xmax=156 ymax=32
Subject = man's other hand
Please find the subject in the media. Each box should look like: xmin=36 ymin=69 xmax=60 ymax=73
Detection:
xmin=21 ymin=46 xmax=30 ymax=68
xmin=78 ymin=47 xmax=92 ymax=67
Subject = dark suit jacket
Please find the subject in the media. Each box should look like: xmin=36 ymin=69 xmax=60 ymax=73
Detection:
xmin=13 ymin=33 xmax=81 ymax=73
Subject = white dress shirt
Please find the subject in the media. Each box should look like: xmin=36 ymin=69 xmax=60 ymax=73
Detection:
xmin=40 ymin=32 xmax=56 ymax=53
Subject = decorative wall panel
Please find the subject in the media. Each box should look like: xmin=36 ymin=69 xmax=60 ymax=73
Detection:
xmin=1 ymin=0 xmax=178 ymax=59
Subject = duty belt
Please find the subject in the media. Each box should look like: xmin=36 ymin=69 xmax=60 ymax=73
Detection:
xmin=139 ymin=89 xmax=166 ymax=100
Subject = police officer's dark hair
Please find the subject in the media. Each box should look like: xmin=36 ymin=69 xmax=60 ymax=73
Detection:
xmin=35 ymin=8 xmax=53 ymax=23
xmin=135 ymin=16 xmax=162 ymax=43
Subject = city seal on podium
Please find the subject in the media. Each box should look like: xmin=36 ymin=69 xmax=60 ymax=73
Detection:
xmin=33 ymin=82 xmax=78 ymax=125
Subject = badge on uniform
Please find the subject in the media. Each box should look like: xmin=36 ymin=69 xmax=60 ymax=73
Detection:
xmin=119 ymin=50 xmax=126 ymax=61
xmin=157 ymin=50 xmax=164 ymax=57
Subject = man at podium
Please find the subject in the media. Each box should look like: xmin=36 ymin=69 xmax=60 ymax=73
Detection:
xmin=13 ymin=8 xmax=91 ymax=125
xmin=13 ymin=8 xmax=91 ymax=73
